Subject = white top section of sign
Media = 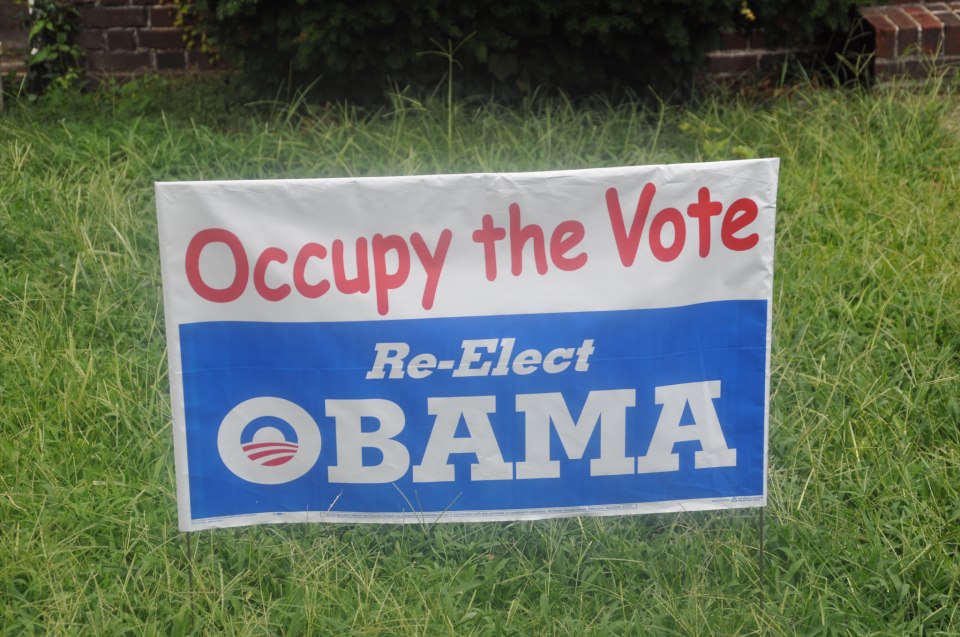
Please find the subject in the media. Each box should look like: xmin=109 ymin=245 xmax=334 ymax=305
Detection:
xmin=157 ymin=160 xmax=778 ymax=323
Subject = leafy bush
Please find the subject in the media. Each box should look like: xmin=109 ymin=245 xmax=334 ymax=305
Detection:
xmin=744 ymin=0 xmax=865 ymax=43
xmin=185 ymin=0 xmax=861 ymax=100
xmin=24 ymin=0 xmax=84 ymax=95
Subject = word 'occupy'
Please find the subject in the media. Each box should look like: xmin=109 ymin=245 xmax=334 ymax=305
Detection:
xmin=185 ymin=228 xmax=452 ymax=315
xmin=182 ymin=184 xmax=759 ymax=315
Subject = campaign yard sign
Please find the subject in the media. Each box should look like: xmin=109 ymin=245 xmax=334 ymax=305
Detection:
xmin=156 ymin=159 xmax=778 ymax=532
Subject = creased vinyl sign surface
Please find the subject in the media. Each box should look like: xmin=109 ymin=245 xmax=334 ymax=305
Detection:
xmin=156 ymin=159 xmax=778 ymax=531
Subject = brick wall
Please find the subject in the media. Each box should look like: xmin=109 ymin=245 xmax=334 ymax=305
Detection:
xmin=73 ymin=0 xmax=216 ymax=75
xmin=7 ymin=1 xmax=958 ymax=83
xmin=859 ymin=2 xmax=960 ymax=79
xmin=705 ymin=32 xmax=795 ymax=78
xmin=708 ymin=1 xmax=960 ymax=81
xmin=0 ymin=0 xmax=28 ymax=77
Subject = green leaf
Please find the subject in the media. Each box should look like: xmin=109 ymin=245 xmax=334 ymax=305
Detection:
xmin=29 ymin=48 xmax=56 ymax=64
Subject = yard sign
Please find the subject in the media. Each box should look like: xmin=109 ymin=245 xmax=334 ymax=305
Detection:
xmin=157 ymin=159 xmax=778 ymax=532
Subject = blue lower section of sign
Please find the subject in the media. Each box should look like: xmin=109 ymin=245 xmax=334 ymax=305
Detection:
xmin=180 ymin=301 xmax=768 ymax=522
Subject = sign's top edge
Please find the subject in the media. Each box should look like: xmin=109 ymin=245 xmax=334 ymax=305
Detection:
xmin=154 ymin=158 xmax=780 ymax=188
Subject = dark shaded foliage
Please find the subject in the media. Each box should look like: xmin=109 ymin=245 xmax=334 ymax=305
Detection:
xmin=185 ymin=1 xmax=859 ymax=100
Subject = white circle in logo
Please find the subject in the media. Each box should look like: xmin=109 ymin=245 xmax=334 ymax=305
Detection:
xmin=217 ymin=397 xmax=321 ymax=485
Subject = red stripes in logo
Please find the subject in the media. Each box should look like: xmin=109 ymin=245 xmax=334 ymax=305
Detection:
xmin=242 ymin=441 xmax=298 ymax=467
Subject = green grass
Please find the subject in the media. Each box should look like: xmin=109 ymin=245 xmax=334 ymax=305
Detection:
xmin=1 ymin=76 xmax=959 ymax=635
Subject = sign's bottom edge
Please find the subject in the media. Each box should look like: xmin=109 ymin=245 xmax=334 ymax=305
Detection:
xmin=179 ymin=495 xmax=767 ymax=532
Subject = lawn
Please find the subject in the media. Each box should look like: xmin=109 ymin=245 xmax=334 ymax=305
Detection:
xmin=1 ymin=76 xmax=958 ymax=635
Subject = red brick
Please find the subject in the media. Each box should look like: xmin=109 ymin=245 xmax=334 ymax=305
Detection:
xmin=934 ymin=11 xmax=960 ymax=54
xmin=904 ymin=6 xmax=944 ymax=54
xmin=932 ymin=8 xmax=960 ymax=19
xmin=925 ymin=3 xmax=950 ymax=11
xmin=898 ymin=57 xmax=932 ymax=78
xmin=155 ymin=51 xmax=186 ymax=70
xmin=873 ymin=58 xmax=900 ymax=81
xmin=99 ymin=0 xmax=133 ymax=6
xmin=880 ymin=55 xmax=952 ymax=80
xmin=861 ymin=12 xmax=899 ymax=58
xmin=149 ymin=6 xmax=177 ymax=28
xmin=187 ymin=50 xmax=220 ymax=70
xmin=888 ymin=8 xmax=921 ymax=55
xmin=718 ymin=31 xmax=749 ymax=51
xmin=757 ymin=51 xmax=789 ymax=73
xmin=749 ymin=33 xmax=769 ymax=49
xmin=78 ymin=7 xmax=147 ymax=29
xmin=87 ymin=50 xmax=151 ymax=72
xmin=74 ymin=28 xmax=106 ymax=50
xmin=138 ymin=27 xmax=184 ymax=49
xmin=106 ymin=29 xmax=137 ymax=50
xmin=705 ymin=51 xmax=759 ymax=75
